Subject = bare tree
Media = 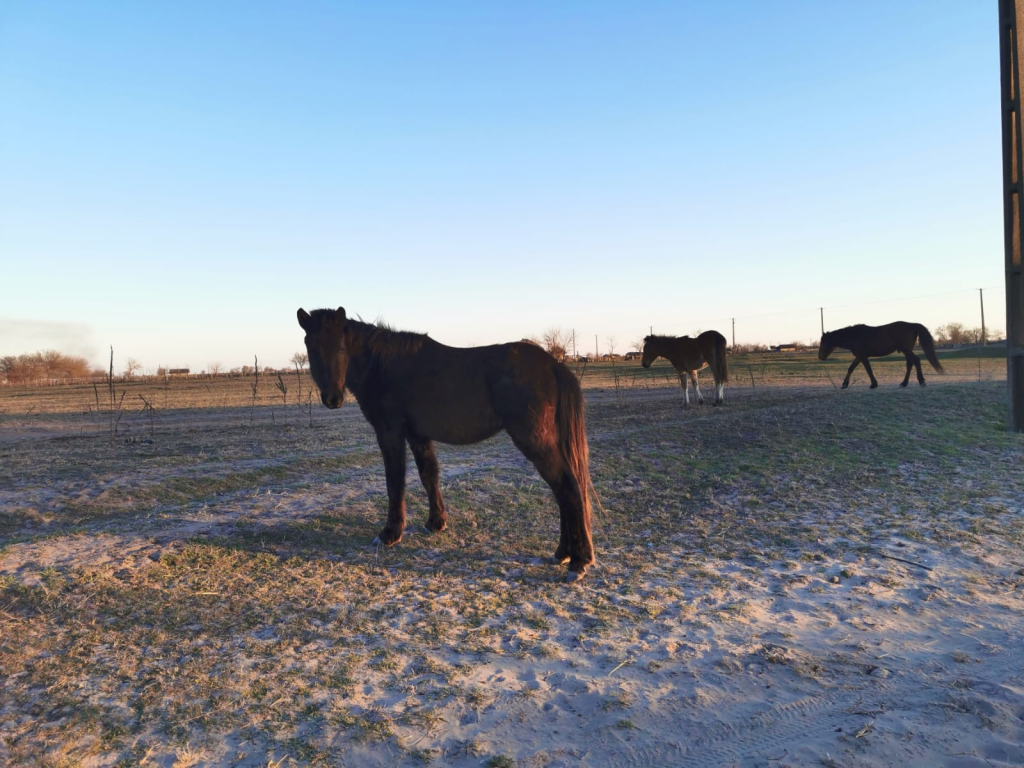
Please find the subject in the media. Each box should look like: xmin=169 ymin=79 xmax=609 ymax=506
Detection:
xmin=964 ymin=327 xmax=990 ymax=345
xmin=541 ymin=327 xmax=570 ymax=361
xmin=0 ymin=350 xmax=92 ymax=383
xmin=936 ymin=322 xmax=968 ymax=346
xmin=123 ymin=357 xmax=142 ymax=379
xmin=731 ymin=342 xmax=768 ymax=353
xmin=208 ymin=362 xmax=223 ymax=377
xmin=290 ymin=352 xmax=308 ymax=372
xmin=631 ymin=337 xmax=645 ymax=354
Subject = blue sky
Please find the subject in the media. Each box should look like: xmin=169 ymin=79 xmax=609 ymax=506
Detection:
xmin=0 ymin=2 xmax=1004 ymax=370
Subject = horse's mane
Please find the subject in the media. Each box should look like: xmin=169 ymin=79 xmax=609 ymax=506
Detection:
xmin=644 ymin=333 xmax=691 ymax=344
xmin=346 ymin=317 xmax=430 ymax=368
xmin=307 ymin=309 xmax=430 ymax=368
xmin=824 ymin=324 xmax=868 ymax=340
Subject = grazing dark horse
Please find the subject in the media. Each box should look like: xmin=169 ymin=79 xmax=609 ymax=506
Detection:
xmin=818 ymin=321 xmax=944 ymax=389
xmin=297 ymin=307 xmax=596 ymax=581
xmin=641 ymin=331 xmax=729 ymax=406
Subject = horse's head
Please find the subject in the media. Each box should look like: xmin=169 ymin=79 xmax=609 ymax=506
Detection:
xmin=297 ymin=307 xmax=348 ymax=409
xmin=640 ymin=336 xmax=658 ymax=368
xmin=817 ymin=332 xmax=835 ymax=361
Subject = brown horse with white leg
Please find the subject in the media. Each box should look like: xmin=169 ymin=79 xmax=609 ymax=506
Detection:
xmin=641 ymin=331 xmax=729 ymax=406
xmin=297 ymin=307 xmax=596 ymax=581
xmin=817 ymin=321 xmax=944 ymax=389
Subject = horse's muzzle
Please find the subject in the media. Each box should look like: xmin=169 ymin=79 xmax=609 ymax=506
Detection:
xmin=322 ymin=393 xmax=343 ymax=409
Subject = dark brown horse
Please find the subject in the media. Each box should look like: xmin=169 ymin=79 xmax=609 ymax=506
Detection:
xmin=297 ymin=307 xmax=596 ymax=581
xmin=818 ymin=321 xmax=944 ymax=389
xmin=641 ymin=331 xmax=729 ymax=406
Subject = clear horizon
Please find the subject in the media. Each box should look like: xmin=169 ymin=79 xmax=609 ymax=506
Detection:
xmin=0 ymin=2 xmax=1005 ymax=371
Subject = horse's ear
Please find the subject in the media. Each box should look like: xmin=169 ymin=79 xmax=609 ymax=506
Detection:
xmin=297 ymin=308 xmax=312 ymax=331
xmin=336 ymin=307 xmax=347 ymax=324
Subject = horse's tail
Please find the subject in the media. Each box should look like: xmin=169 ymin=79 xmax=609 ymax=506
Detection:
xmin=712 ymin=331 xmax=729 ymax=384
xmin=916 ymin=324 xmax=944 ymax=373
xmin=553 ymin=364 xmax=599 ymax=522
xmin=702 ymin=330 xmax=729 ymax=384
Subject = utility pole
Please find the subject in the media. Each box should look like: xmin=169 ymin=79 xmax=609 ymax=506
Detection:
xmin=594 ymin=335 xmax=599 ymax=359
xmin=731 ymin=318 xmax=735 ymax=349
xmin=820 ymin=307 xmax=824 ymax=336
xmin=650 ymin=325 xmax=653 ymax=336
xmin=1000 ymin=0 xmax=1024 ymax=430
xmin=979 ymin=288 xmax=987 ymax=345
xmin=572 ymin=329 xmax=576 ymax=359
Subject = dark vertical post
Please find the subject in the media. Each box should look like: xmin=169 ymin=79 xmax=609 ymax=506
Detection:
xmin=732 ymin=318 xmax=735 ymax=349
xmin=820 ymin=307 xmax=824 ymax=336
xmin=999 ymin=0 xmax=1024 ymax=430
xmin=979 ymin=288 xmax=987 ymax=345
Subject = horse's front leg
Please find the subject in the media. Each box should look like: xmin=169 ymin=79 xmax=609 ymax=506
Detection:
xmin=690 ymin=370 xmax=704 ymax=405
xmin=408 ymin=435 xmax=447 ymax=532
xmin=842 ymin=358 xmax=861 ymax=389
xmin=373 ymin=427 xmax=408 ymax=546
xmin=678 ymin=372 xmax=690 ymax=407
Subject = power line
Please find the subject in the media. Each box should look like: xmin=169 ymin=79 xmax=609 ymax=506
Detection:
xmin=628 ymin=285 xmax=1004 ymax=338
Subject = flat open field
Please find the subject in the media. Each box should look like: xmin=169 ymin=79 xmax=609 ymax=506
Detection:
xmin=2 ymin=352 xmax=1022 ymax=767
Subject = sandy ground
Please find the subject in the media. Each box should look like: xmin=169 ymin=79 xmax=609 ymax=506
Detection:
xmin=1 ymin=380 xmax=1023 ymax=767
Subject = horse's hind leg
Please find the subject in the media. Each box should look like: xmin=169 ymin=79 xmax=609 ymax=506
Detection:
xmin=537 ymin=461 xmax=593 ymax=578
xmin=714 ymin=377 xmax=725 ymax=406
xmin=911 ymin=352 xmax=926 ymax=386
xmin=690 ymin=371 xmax=704 ymax=405
xmin=900 ymin=353 xmax=913 ymax=387
xmin=408 ymin=436 xmax=447 ymax=532
xmin=862 ymin=359 xmax=879 ymax=389
xmin=504 ymin=425 xmax=594 ymax=578
xmin=372 ymin=427 xmax=408 ymax=546
xmin=900 ymin=351 xmax=925 ymax=387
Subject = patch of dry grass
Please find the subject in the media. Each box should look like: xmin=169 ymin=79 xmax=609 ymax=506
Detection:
xmin=1 ymin=378 xmax=1022 ymax=765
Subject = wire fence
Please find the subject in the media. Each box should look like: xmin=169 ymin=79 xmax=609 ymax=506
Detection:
xmin=570 ymin=285 xmax=1005 ymax=357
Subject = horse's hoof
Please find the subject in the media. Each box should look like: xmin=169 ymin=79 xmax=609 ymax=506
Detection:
xmin=552 ymin=555 xmax=570 ymax=565
xmin=565 ymin=569 xmax=587 ymax=584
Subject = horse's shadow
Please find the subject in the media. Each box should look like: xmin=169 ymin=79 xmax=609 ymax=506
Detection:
xmin=200 ymin=508 xmax=567 ymax=582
